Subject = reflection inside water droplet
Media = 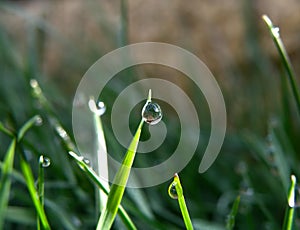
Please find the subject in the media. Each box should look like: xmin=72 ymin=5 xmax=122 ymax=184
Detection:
xmin=142 ymin=102 xmax=162 ymax=125
xmin=39 ymin=155 xmax=51 ymax=168
xmin=168 ymin=182 xmax=178 ymax=199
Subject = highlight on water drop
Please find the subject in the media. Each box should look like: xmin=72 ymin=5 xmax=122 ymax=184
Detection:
xmin=39 ymin=155 xmax=51 ymax=168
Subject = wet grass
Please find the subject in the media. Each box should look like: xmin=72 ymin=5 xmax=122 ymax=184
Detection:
xmin=0 ymin=1 xmax=300 ymax=230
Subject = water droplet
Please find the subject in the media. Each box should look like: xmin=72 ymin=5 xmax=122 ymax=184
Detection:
xmin=88 ymin=99 xmax=106 ymax=116
xmin=35 ymin=115 xmax=43 ymax=126
xmin=168 ymin=182 xmax=178 ymax=199
xmin=56 ymin=126 xmax=68 ymax=139
xmin=142 ymin=102 xmax=162 ymax=125
xmin=83 ymin=158 xmax=90 ymax=166
xmin=29 ymin=79 xmax=41 ymax=95
xmin=39 ymin=155 xmax=51 ymax=168
xmin=272 ymin=26 xmax=280 ymax=38
xmin=30 ymin=79 xmax=38 ymax=88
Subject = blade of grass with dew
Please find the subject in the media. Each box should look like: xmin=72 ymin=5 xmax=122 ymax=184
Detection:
xmin=226 ymin=195 xmax=240 ymax=230
xmin=30 ymin=79 xmax=77 ymax=184
xmin=37 ymin=91 xmax=136 ymax=228
xmin=37 ymin=155 xmax=49 ymax=230
xmin=17 ymin=115 xmax=50 ymax=230
xmin=19 ymin=152 xmax=50 ymax=230
xmin=68 ymin=151 xmax=137 ymax=230
xmin=262 ymin=15 xmax=300 ymax=114
xmin=30 ymin=79 xmax=138 ymax=229
xmin=96 ymin=90 xmax=154 ymax=230
xmin=282 ymin=175 xmax=297 ymax=230
xmin=88 ymin=98 xmax=109 ymax=212
xmin=168 ymin=173 xmax=194 ymax=230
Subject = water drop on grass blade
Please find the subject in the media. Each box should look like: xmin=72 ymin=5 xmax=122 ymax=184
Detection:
xmin=168 ymin=182 xmax=178 ymax=199
xmin=88 ymin=99 xmax=106 ymax=116
xmin=39 ymin=155 xmax=51 ymax=168
xmin=83 ymin=158 xmax=91 ymax=166
xmin=34 ymin=115 xmax=43 ymax=126
xmin=142 ymin=102 xmax=162 ymax=125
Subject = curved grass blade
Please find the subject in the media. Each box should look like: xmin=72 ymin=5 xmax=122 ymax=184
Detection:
xmin=262 ymin=15 xmax=300 ymax=114
xmin=168 ymin=173 xmax=194 ymax=230
xmin=68 ymin=151 xmax=136 ymax=230
xmin=226 ymin=195 xmax=240 ymax=230
xmin=282 ymin=175 xmax=297 ymax=230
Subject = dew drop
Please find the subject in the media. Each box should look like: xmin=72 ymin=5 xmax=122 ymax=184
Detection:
xmin=83 ymin=158 xmax=90 ymax=166
xmin=39 ymin=155 xmax=51 ymax=168
xmin=88 ymin=99 xmax=106 ymax=116
xmin=30 ymin=79 xmax=38 ymax=88
xmin=142 ymin=102 xmax=162 ymax=125
xmin=30 ymin=79 xmax=41 ymax=95
xmin=272 ymin=26 xmax=280 ymax=38
xmin=168 ymin=182 xmax=178 ymax=199
xmin=56 ymin=126 xmax=68 ymax=139
xmin=35 ymin=115 xmax=43 ymax=126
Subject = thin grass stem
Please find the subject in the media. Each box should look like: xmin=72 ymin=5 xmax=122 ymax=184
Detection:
xmin=262 ymin=15 xmax=300 ymax=114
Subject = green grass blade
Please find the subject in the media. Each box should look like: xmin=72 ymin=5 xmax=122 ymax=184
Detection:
xmin=88 ymin=98 xmax=109 ymax=212
xmin=226 ymin=195 xmax=240 ymax=230
xmin=282 ymin=175 xmax=297 ymax=230
xmin=0 ymin=122 xmax=14 ymax=137
xmin=19 ymin=152 xmax=50 ymax=230
xmin=37 ymin=155 xmax=49 ymax=230
xmin=17 ymin=115 xmax=42 ymax=141
xmin=168 ymin=173 xmax=194 ymax=230
xmin=262 ymin=15 xmax=300 ymax=114
xmin=68 ymin=151 xmax=137 ymax=230
xmin=96 ymin=119 xmax=144 ymax=230
xmin=0 ymin=115 xmax=42 ymax=229
xmin=0 ymin=138 xmax=16 ymax=229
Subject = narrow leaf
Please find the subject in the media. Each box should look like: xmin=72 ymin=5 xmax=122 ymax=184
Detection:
xmin=68 ymin=151 xmax=137 ymax=230
xmin=262 ymin=15 xmax=300 ymax=114
xmin=282 ymin=175 xmax=297 ymax=230
xmin=169 ymin=173 xmax=194 ymax=230
xmin=226 ymin=195 xmax=240 ymax=230
xmin=96 ymin=119 xmax=144 ymax=230
xmin=0 ymin=138 xmax=16 ymax=229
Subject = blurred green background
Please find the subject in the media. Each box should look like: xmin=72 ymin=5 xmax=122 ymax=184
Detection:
xmin=0 ymin=0 xmax=300 ymax=229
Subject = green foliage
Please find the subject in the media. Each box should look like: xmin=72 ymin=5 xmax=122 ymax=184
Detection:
xmin=0 ymin=2 xmax=299 ymax=229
